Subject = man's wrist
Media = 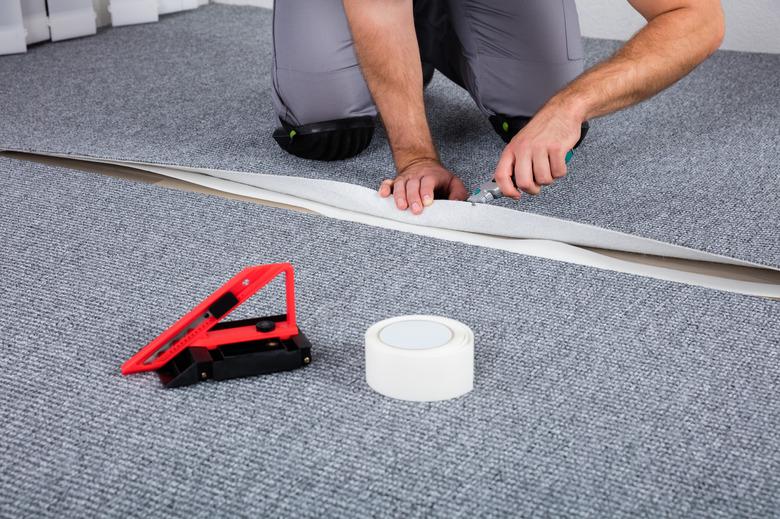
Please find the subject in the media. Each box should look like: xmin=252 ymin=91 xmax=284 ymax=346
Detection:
xmin=547 ymin=90 xmax=590 ymax=123
xmin=397 ymin=155 xmax=440 ymax=175
xmin=393 ymin=149 xmax=440 ymax=175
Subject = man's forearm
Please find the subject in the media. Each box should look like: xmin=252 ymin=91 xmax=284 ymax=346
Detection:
xmin=549 ymin=1 xmax=725 ymax=122
xmin=343 ymin=0 xmax=436 ymax=172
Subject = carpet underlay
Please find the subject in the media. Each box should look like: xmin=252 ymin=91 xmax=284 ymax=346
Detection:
xmin=1 ymin=156 xmax=779 ymax=517
xmin=0 ymin=5 xmax=777 ymax=270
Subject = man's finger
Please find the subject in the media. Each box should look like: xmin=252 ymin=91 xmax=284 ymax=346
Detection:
xmin=533 ymin=149 xmax=553 ymax=186
xmin=378 ymin=178 xmax=394 ymax=198
xmin=393 ymin=179 xmax=408 ymax=210
xmin=550 ymin=148 xmax=568 ymax=179
xmin=514 ymin=149 xmax=540 ymax=195
xmin=448 ymin=176 xmax=469 ymax=201
xmin=406 ymin=177 xmax=423 ymax=214
xmin=494 ymin=150 xmax=521 ymax=200
xmin=420 ymin=176 xmax=436 ymax=206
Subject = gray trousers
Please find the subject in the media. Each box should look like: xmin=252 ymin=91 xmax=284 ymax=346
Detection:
xmin=272 ymin=0 xmax=585 ymax=127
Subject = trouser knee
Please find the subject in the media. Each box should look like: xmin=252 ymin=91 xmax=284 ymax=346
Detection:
xmin=272 ymin=116 xmax=375 ymax=161
xmin=271 ymin=0 xmax=375 ymax=161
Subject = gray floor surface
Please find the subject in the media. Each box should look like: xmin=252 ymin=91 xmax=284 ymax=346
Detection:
xmin=0 ymin=6 xmax=778 ymax=269
xmin=1 ymin=156 xmax=779 ymax=517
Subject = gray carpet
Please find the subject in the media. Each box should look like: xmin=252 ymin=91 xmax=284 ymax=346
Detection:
xmin=0 ymin=6 xmax=778 ymax=269
xmin=1 ymin=155 xmax=779 ymax=517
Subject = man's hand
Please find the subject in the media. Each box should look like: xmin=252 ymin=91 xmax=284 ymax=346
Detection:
xmin=379 ymin=159 xmax=468 ymax=214
xmin=494 ymin=100 xmax=584 ymax=199
xmin=494 ymin=0 xmax=724 ymax=200
xmin=345 ymin=0 xmax=456 ymax=215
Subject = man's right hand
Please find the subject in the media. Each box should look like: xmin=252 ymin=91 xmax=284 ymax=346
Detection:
xmin=379 ymin=159 xmax=468 ymax=215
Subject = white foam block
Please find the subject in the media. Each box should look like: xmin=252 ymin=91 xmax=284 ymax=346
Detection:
xmin=21 ymin=0 xmax=49 ymax=45
xmin=0 ymin=0 xmax=27 ymax=56
xmin=48 ymin=0 xmax=97 ymax=42
xmin=365 ymin=316 xmax=475 ymax=402
xmin=158 ymin=0 xmax=199 ymax=15
xmin=109 ymin=0 xmax=159 ymax=27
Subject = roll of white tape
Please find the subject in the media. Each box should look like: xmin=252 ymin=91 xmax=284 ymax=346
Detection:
xmin=365 ymin=315 xmax=474 ymax=402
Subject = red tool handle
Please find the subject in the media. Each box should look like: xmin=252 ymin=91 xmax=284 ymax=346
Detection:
xmin=121 ymin=263 xmax=298 ymax=375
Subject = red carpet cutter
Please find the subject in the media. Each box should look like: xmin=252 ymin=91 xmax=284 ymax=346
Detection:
xmin=122 ymin=263 xmax=312 ymax=388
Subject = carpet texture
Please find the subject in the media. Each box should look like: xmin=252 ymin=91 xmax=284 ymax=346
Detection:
xmin=0 ymin=156 xmax=779 ymax=517
xmin=0 ymin=6 xmax=778 ymax=269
